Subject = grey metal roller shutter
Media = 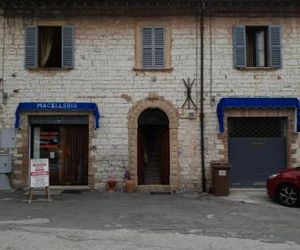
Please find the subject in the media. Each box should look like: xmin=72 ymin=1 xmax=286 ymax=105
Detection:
xmin=228 ymin=117 xmax=286 ymax=187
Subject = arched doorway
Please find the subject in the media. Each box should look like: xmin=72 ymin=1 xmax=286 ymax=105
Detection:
xmin=138 ymin=108 xmax=170 ymax=185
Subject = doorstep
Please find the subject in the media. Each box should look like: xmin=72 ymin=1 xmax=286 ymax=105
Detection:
xmin=23 ymin=185 xmax=90 ymax=195
xmin=50 ymin=185 xmax=90 ymax=190
xmin=136 ymin=185 xmax=173 ymax=193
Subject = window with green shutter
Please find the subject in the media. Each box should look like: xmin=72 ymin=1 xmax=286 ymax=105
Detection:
xmin=233 ymin=25 xmax=282 ymax=68
xmin=25 ymin=25 xmax=74 ymax=69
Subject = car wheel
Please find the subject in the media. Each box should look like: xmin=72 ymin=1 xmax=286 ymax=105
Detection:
xmin=277 ymin=184 xmax=299 ymax=207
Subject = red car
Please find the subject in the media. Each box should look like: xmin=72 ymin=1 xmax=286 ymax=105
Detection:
xmin=267 ymin=167 xmax=300 ymax=207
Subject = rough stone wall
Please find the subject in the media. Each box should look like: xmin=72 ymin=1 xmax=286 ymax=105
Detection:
xmin=1 ymin=16 xmax=201 ymax=190
xmin=0 ymin=12 xmax=4 ymax=120
xmin=1 ymin=14 xmax=300 ymax=190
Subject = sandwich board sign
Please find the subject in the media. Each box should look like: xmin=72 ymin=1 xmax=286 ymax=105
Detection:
xmin=30 ymin=159 xmax=49 ymax=187
xmin=28 ymin=159 xmax=51 ymax=203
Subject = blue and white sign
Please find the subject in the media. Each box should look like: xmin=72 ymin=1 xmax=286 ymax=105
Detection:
xmin=15 ymin=102 xmax=100 ymax=129
xmin=36 ymin=103 xmax=79 ymax=109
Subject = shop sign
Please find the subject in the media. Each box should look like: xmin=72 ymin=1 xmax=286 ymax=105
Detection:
xmin=15 ymin=102 xmax=100 ymax=129
xmin=36 ymin=102 xmax=78 ymax=109
xmin=30 ymin=159 xmax=49 ymax=188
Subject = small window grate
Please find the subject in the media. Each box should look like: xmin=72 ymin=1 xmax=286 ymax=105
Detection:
xmin=228 ymin=118 xmax=286 ymax=137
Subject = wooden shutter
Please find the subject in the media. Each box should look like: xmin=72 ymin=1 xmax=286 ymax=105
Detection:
xmin=154 ymin=28 xmax=164 ymax=67
xmin=25 ymin=26 xmax=38 ymax=68
xmin=62 ymin=25 xmax=74 ymax=69
xmin=268 ymin=25 xmax=281 ymax=68
xmin=142 ymin=28 xmax=153 ymax=68
xmin=142 ymin=27 xmax=165 ymax=68
xmin=233 ymin=25 xmax=247 ymax=68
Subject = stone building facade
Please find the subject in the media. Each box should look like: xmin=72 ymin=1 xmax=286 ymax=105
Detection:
xmin=0 ymin=0 xmax=300 ymax=192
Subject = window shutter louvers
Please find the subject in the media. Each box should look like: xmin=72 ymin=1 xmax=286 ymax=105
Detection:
xmin=233 ymin=25 xmax=247 ymax=68
xmin=25 ymin=26 xmax=38 ymax=68
xmin=142 ymin=28 xmax=153 ymax=68
xmin=62 ymin=25 xmax=74 ymax=69
xmin=142 ymin=27 xmax=165 ymax=68
xmin=269 ymin=25 xmax=281 ymax=68
xmin=154 ymin=28 xmax=164 ymax=67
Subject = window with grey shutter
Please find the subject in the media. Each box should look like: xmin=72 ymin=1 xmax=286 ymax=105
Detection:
xmin=142 ymin=27 xmax=165 ymax=68
xmin=62 ymin=25 xmax=74 ymax=69
xmin=233 ymin=25 xmax=282 ymax=68
xmin=268 ymin=25 xmax=281 ymax=68
xmin=25 ymin=25 xmax=74 ymax=69
xmin=25 ymin=26 xmax=38 ymax=68
xmin=233 ymin=25 xmax=246 ymax=68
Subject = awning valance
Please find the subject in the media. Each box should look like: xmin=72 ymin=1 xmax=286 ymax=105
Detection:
xmin=15 ymin=102 xmax=100 ymax=129
xmin=217 ymin=98 xmax=300 ymax=133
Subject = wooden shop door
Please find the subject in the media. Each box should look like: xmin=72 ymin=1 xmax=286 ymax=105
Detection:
xmin=62 ymin=126 xmax=89 ymax=185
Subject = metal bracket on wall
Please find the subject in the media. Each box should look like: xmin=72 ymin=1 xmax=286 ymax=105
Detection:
xmin=182 ymin=78 xmax=197 ymax=109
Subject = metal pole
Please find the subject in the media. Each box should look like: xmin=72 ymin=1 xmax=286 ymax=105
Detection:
xmin=200 ymin=1 xmax=207 ymax=193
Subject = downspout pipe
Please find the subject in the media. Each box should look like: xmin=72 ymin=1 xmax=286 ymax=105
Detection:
xmin=1 ymin=5 xmax=6 ymax=105
xmin=200 ymin=1 xmax=207 ymax=193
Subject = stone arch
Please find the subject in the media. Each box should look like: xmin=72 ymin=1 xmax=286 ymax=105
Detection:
xmin=128 ymin=94 xmax=179 ymax=191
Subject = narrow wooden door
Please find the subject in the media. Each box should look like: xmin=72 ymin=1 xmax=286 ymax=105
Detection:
xmin=63 ymin=126 xmax=88 ymax=185
xmin=161 ymin=127 xmax=170 ymax=185
xmin=137 ymin=128 xmax=145 ymax=185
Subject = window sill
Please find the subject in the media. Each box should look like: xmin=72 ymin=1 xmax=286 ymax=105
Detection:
xmin=237 ymin=67 xmax=279 ymax=71
xmin=26 ymin=67 xmax=72 ymax=71
xmin=133 ymin=67 xmax=173 ymax=73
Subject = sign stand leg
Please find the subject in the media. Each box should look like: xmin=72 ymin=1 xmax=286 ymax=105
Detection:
xmin=28 ymin=188 xmax=33 ymax=204
xmin=45 ymin=187 xmax=51 ymax=202
xmin=27 ymin=187 xmax=51 ymax=203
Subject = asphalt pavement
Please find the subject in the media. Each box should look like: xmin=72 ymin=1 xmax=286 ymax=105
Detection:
xmin=0 ymin=189 xmax=299 ymax=250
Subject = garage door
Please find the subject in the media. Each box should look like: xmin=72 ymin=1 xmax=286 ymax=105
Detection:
xmin=228 ymin=117 xmax=287 ymax=187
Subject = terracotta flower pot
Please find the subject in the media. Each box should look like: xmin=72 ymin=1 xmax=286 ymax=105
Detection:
xmin=125 ymin=179 xmax=135 ymax=193
xmin=107 ymin=179 xmax=117 ymax=192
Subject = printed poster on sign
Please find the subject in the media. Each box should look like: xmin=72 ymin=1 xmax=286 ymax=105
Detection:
xmin=30 ymin=159 xmax=49 ymax=188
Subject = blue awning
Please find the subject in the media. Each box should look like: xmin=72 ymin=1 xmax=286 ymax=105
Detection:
xmin=217 ymin=98 xmax=300 ymax=133
xmin=15 ymin=102 xmax=100 ymax=129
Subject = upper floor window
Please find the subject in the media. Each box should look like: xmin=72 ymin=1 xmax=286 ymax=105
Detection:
xmin=233 ymin=25 xmax=281 ymax=68
xmin=142 ymin=27 xmax=164 ymax=68
xmin=135 ymin=25 xmax=171 ymax=70
xmin=25 ymin=25 xmax=74 ymax=69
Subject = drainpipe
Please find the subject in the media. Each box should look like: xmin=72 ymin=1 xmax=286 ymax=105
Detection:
xmin=200 ymin=1 xmax=207 ymax=193
xmin=1 ymin=6 xmax=6 ymax=106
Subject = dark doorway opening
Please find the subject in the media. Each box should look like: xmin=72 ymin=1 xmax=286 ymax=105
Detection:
xmin=138 ymin=109 xmax=170 ymax=185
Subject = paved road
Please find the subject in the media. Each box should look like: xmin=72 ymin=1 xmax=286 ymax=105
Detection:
xmin=0 ymin=190 xmax=299 ymax=250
